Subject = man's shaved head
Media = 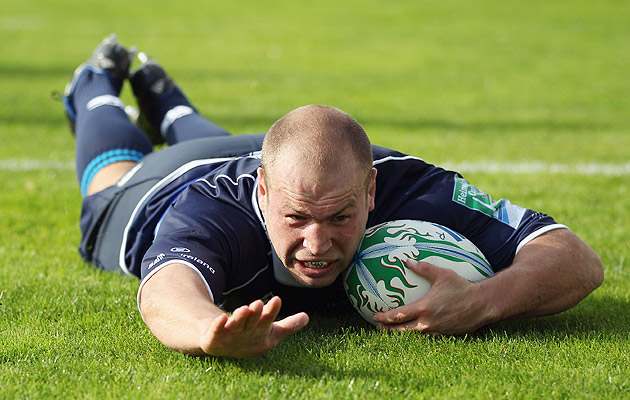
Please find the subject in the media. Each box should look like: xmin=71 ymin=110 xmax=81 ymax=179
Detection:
xmin=257 ymin=105 xmax=377 ymax=287
xmin=261 ymin=105 xmax=373 ymax=185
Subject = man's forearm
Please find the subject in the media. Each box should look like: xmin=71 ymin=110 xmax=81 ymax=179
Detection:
xmin=139 ymin=263 xmax=224 ymax=355
xmin=477 ymin=228 xmax=603 ymax=323
xmin=138 ymin=263 xmax=310 ymax=358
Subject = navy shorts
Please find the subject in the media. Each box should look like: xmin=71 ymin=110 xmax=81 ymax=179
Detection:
xmin=79 ymin=134 xmax=265 ymax=277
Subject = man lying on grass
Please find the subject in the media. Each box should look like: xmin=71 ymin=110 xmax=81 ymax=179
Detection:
xmin=61 ymin=35 xmax=603 ymax=358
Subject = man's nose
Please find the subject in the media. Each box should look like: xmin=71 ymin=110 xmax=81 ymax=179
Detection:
xmin=303 ymin=223 xmax=332 ymax=255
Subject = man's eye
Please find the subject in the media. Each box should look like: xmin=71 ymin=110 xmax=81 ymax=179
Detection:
xmin=333 ymin=215 xmax=349 ymax=222
xmin=289 ymin=215 xmax=305 ymax=221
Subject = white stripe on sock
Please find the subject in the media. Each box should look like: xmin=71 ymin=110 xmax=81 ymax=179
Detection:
xmin=160 ymin=105 xmax=194 ymax=137
xmin=85 ymin=95 xmax=125 ymax=112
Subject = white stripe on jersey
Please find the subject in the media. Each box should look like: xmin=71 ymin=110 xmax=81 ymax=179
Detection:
xmin=197 ymin=173 xmax=256 ymax=189
xmin=119 ymin=155 xmax=258 ymax=275
xmin=222 ymin=262 xmax=270 ymax=295
xmin=373 ymin=154 xmax=424 ymax=166
xmin=515 ymin=224 xmax=569 ymax=254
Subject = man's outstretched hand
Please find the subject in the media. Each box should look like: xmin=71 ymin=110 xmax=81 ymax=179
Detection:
xmin=200 ymin=296 xmax=310 ymax=358
xmin=139 ymin=264 xmax=309 ymax=358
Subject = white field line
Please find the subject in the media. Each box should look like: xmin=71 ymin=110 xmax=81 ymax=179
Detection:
xmin=0 ymin=160 xmax=74 ymax=171
xmin=1 ymin=159 xmax=630 ymax=176
xmin=441 ymin=161 xmax=630 ymax=176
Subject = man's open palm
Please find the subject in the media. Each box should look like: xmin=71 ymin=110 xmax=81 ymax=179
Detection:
xmin=200 ymin=296 xmax=310 ymax=358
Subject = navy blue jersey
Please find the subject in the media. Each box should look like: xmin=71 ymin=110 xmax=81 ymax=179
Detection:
xmin=134 ymin=146 xmax=563 ymax=314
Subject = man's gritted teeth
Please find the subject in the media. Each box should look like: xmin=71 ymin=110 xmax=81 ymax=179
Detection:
xmin=302 ymin=261 xmax=332 ymax=269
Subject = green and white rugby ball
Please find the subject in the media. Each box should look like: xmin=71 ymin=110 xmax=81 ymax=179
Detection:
xmin=343 ymin=220 xmax=494 ymax=325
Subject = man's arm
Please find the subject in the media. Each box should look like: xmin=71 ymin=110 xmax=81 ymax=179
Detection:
xmin=373 ymin=228 xmax=604 ymax=334
xmin=138 ymin=263 xmax=309 ymax=357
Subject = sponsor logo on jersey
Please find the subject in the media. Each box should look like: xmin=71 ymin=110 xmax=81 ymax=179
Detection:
xmin=452 ymin=176 xmax=526 ymax=229
xmin=175 ymin=253 xmax=216 ymax=274
xmin=170 ymin=247 xmax=191 ymax=253
xmin=148 ymin=253 xmax=165 ymax=269
xmin=453 ymin=176 xmax=497 ymax=215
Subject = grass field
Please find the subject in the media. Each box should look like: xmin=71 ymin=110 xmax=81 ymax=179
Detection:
xmin=1 ymin=0 xmax=629 ymax=398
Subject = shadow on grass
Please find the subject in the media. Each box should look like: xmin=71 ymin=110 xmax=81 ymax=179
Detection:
xmin=196 ymin=295 xmax=628 ymax=380
xmin=481 ymin=295 xmax=630 ymax=340
xmin=192 ymin=311 xmax=379 ymax=380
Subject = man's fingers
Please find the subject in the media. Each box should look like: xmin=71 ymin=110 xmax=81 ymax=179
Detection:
xmin=270 ymin=312 xmax=310 ymax=339
xmin=205 ymin=313 xmax=229 ymax=345
xmin=259 ymin=296 xmax=283 ymax=324
xmin=379 ymin=322 xmax=442 ymax=338
xmin=377 ymin=318 xmax=428 ymax=332
xmin=200 ymin=298 xmax=308 ymax=358
xmin=374 ymin=307 xmax=433 ymax=333
xmin=224 ymin=305 xmax=252 ymax=331
xmin=243 ymin=300 xmax=264 ymax=331
xmin=221 ymin=297 xmax=284 ymax=333
xmin=406 ymin=260 xmax=444 ymax=284
xmin=407 ymin=259 xmax=457 ymax=286
xmin=373 ymin=304 xmax=416 ymax=325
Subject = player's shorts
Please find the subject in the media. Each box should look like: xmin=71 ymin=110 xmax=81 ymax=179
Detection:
xmin=78 ymin=134 xmax=265 ymax=277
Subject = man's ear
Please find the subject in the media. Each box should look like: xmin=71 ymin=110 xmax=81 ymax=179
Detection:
xmin=257 ymin=167 xmax=267 ymax=212
xmin=368 ymin=167 xmax=377 ymax=211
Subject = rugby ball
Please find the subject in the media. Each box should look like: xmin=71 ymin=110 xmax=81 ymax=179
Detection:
xmin=343 ymin=220 xmax=494 ymax=325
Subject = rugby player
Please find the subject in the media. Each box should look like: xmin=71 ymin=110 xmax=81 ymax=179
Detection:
xmin=62 ymin=35 xmax=603 ymax=358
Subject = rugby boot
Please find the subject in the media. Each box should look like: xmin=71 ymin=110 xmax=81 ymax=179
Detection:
xmin=128 ymin=52 xmax=177 ymax=145
xmin=62 ymin=34 xmax=135 ymax=134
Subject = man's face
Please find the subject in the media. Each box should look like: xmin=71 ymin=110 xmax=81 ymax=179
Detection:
xmin=258 ymin=156 xmax=376 ymax=288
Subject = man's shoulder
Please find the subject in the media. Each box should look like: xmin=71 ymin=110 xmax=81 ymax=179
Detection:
xmin=213 ymin=153 xmax=261 ymax=174
xmin=371 ymin=146 xmax=432 ymax=175
xmin=371 ymin=145 xmax=403 ymax=158
xmin=191 ymin=155 xmax=261 ymax=199
xmin=371 ymin=145 xmax=423 ymax=163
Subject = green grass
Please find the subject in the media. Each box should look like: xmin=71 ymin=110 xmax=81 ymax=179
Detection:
xmin=1 ymin=0 xmax=629 ymax=398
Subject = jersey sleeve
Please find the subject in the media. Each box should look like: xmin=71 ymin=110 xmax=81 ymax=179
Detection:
xmin=138 ymin=181 xmax=269 ymax=308
xmin=440 ymin=173 xmax=566 ymax=270
xmin=369 ymin=147 xmax=566 ymax=272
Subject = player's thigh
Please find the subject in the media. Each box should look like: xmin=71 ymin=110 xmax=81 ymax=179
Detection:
xmin=87 ymin=161 xmax=138 ymax=196
xmin=126 ymin=133 xmax=265 ymax=185
xmin=88 ymin=134 xmax=265 ymax=195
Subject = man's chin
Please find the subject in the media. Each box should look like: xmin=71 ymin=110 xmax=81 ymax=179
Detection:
xmin=296 ymin=277 xmax=336 ymax=288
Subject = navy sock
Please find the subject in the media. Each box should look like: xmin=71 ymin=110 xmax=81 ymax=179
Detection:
xmin=73 ymin=71 xmax=153 ymax=196
xmin=144 ymin=86 xmax=231 ymax=145
xmin=165 ymin=109 xmax=231 ymax=145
